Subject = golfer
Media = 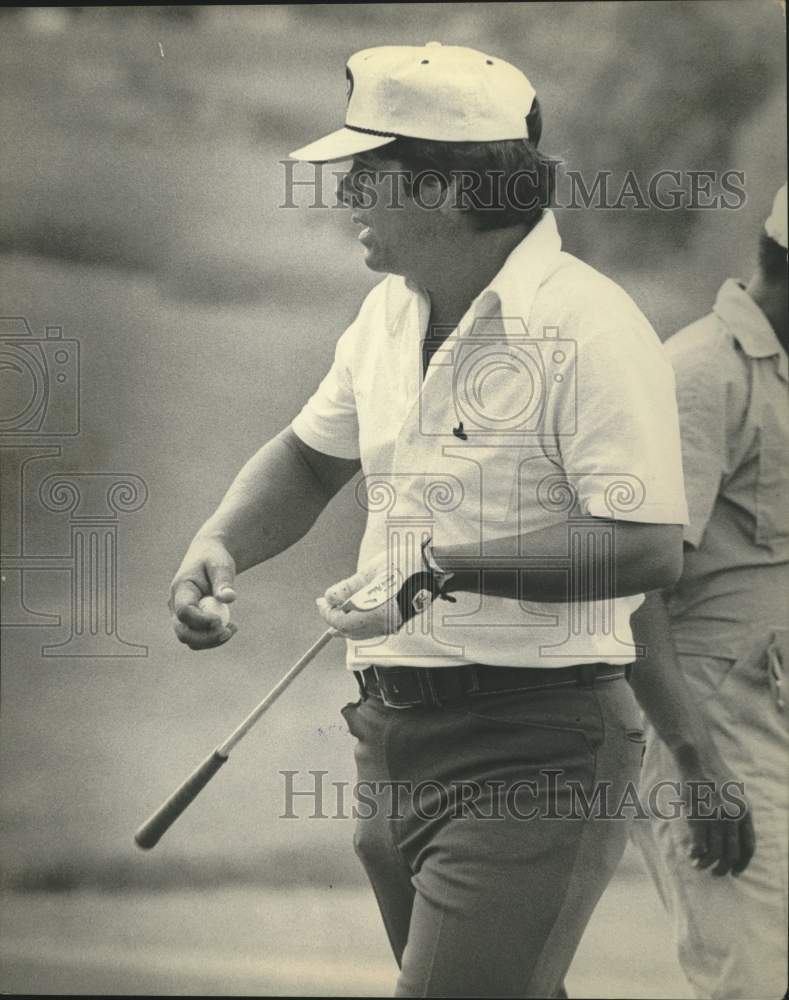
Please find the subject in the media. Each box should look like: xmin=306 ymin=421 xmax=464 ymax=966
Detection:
xmin=171 ymin=44 xmax=690 ymax=997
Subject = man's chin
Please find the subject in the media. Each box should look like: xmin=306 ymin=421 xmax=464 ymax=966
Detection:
xmin=360 ymin=245 xmax=406 ymax=276
xmin=360 ymin=246 xmax=390 ymax=273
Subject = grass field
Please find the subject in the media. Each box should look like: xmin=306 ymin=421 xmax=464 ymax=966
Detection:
xmin=1 ymin=848 xmax=693 ymax=997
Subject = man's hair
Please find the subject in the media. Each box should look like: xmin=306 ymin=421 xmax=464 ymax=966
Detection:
xmin=758 ymin=231 xmax=788 ymax=285
xmin=366 ymin=97 xmax=559 ymax=233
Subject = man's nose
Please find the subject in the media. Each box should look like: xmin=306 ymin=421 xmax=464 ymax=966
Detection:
xmin=336 ymin=174 xmax=350 ymax=207
xmin=336 ymin=171 xmax=357 ymax=208
xmin=337 ymin=168 xmax=377 ymax=209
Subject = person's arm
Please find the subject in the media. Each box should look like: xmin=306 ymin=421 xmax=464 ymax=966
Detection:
xmin=435 ymin=519 xmax=682 ymax=601
xmin=316 ymin=520 xmax=681 ymax=638
xmin=170 ymin=427 xmax=359 ymax=650
xmin=199 ymin=427 xmax=360 ymax=573
xmin=629 ymin=589 xmax=755 ymax=876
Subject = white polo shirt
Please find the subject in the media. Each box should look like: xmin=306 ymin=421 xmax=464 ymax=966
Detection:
xmin=293 ymin=211 xmax=688 ymax=670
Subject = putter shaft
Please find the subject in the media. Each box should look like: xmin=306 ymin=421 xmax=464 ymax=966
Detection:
xmin=216 ymin=627 xmax=336 ymax=756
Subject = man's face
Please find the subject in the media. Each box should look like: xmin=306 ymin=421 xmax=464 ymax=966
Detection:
xmin=340 ymin=153 xmax=447 ymax=276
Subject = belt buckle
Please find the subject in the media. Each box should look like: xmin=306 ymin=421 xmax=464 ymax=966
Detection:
xmin=374 ymin=667 xmax=425 ymax=710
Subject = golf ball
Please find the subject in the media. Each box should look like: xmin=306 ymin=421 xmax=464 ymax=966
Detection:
xmin=198 ymin=595 xmax=231 ymax=627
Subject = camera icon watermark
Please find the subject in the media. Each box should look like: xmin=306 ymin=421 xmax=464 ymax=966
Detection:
xmin=0 ymin=318 xmax=79 ymax=436
xmin=1 ymin=316 xmax=147 ymax=657
xmin=418 ymin=317 xmax=576 ymax=439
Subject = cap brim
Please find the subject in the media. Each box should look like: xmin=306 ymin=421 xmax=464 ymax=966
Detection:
xmin=289 ymin=126 xmax=397 ymax=164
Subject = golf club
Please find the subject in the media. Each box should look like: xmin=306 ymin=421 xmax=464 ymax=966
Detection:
xmin=134 ymin=626 xmax=337 ymax=850
xmin=134 ymin=564 xmax=408 ymax=850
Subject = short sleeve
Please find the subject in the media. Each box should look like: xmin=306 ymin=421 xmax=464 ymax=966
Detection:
xmin=557 ymin=323 xmax=689 ymax=525
xmin=664 ymin=336 xmax=729 ymax=548
xmin=291 ymin=316 xmax=361 ymax=460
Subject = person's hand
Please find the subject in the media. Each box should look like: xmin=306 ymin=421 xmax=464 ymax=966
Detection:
xmin=316 ymin=550 xmax=443 ymax=640
xmin=677 ymin=749 xmax=756 ymax=877
xmin=169 ymin=535 xmax=238 ymax=650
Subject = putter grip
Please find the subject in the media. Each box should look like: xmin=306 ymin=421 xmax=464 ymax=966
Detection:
xmin=134 ymin=750 xmax=227 ymax=850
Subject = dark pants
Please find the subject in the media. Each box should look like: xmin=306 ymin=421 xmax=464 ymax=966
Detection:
xmin=341 ymin=674 xmax=643 ymax=998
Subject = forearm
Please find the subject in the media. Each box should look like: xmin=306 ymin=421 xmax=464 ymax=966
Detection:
xmin=628 ymin=589 xmax=724 ymax=771
xmin=435 ymin=521 xmax=682 ymax=602
xmin=197 ymin=429 xmax=335 ymax=573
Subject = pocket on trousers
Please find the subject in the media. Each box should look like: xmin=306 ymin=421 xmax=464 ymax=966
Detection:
xmin=467 ymin=687 xmax=603 ymax=752
xmin=718 ymin=630 xmax=788 ymax=732
xmin=721 ymin=636 xmax=771 ymax=695
xmin=625 ymin=728 xmax=647 ymax=767
xmin=340 ymin=699 xmax=362 ymax=738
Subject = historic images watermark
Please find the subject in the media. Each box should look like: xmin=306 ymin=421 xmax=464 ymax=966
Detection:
xmin=0 ymin=317 xmax=148 ymax=656
xmin=279 ymin=769 xmax=749 ymax=823
xmin=279 ymin=161 xmax=747 ymax=213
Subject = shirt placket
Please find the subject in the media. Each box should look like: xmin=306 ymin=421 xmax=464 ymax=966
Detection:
xmin=394 ymin=296 xmax=485 ymax=454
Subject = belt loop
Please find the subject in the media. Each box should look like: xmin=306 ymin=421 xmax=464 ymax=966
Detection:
xmin=419 ymin=670 xmax=440 ymax=708
xmin=465 ymin=665 xmax=480 ymax=694
xmin=354 ymin=670 xmax=368 ymax=701
xmin=577 ymin=663 xmax=598 ymax=687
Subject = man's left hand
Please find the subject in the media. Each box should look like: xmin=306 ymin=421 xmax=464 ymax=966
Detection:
xmin=316 ymin=551 xmax=440 ymax=639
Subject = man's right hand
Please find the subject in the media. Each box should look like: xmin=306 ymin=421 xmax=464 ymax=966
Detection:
xmin=169 ymin=536 xmax=238 ymax=650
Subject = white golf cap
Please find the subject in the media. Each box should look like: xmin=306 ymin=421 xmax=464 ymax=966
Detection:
xmin=764 ymin=183 xmax=788 ymax=249
xmin=289 ymin=42 xmax=537 ymax=163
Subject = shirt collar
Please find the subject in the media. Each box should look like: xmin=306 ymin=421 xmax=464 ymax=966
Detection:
xmin=467 ymin=210 xmax=563 ymax=329
xmin=405 ymin=210 xmax=563 ymax=338
xmin=713 ymin=278 xmax=788 ymax=381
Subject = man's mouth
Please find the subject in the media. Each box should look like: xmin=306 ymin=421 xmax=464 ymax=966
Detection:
xmin=352 ymin=216 xmax=373 ymax=243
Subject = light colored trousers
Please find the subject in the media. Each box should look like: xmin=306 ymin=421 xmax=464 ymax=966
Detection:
xmin=632 ymin=636 xmax=789 ymax=1000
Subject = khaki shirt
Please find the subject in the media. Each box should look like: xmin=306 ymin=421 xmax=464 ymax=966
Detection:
xmin=666 ymin=279 xmax=789 ymax=660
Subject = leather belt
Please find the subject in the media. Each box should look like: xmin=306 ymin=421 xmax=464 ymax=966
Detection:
xmin=355 ymin=662 xmax=625 ymax=710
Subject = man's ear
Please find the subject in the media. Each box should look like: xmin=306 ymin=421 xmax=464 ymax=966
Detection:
xmin=406 ymin=170 xmax=449 ymax=215
xmin=436 ymin=175 xmax=466 ymax=222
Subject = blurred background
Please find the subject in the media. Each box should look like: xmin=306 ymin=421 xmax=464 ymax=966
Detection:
xmin=0 ymin=2 xmax=785 ymax=994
